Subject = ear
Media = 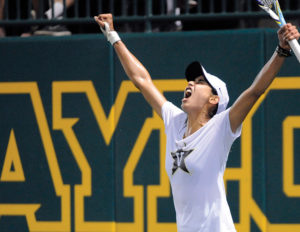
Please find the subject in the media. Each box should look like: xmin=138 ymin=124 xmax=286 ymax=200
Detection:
xmin=209 ymin=95 xmax=219 ymax=105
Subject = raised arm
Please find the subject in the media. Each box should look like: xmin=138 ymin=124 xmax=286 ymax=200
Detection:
xmin=94 ymin=14 xmax=167 ymax=117
xmin=229 ymin=23 xmax=300 ymax=132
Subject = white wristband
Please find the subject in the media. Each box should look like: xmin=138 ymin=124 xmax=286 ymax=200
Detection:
xmin=107 ymin=31 xmax=121 ymax=45
xmin=100 ymin=22 xmax=121 ymax=46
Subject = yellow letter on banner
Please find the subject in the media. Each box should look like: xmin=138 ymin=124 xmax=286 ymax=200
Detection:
xmin=0 ymin=129 xmax=25 ymax=182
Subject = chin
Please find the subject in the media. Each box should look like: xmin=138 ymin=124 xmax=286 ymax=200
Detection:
xmin=181 ymin=104 xmax=185 ymax=112
xmin=181 ymin=103 xmax=188 ymax=113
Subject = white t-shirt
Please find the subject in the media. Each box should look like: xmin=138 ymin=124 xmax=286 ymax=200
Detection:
xmin=162 ymin=101 xmax=241 ymax=232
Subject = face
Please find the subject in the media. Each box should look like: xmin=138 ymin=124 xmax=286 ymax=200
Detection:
xmin=181 ymin=76 xmax=216 ymax=114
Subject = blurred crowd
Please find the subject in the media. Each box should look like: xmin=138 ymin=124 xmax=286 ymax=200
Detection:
xmin=0 ymin=0 xmax=299 ymax=38
xmin=0 ymin=0 xmax=75 ymax=37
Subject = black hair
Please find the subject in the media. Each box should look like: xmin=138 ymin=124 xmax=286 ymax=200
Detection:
xmin=209 ymin=105 xmax=218 ymax=118
xmin=209 ymin=88 xmax=218 ymax=118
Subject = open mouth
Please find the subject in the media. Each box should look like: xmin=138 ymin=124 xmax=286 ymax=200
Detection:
xmin=184 ymin=87 xmax=192 ymax=98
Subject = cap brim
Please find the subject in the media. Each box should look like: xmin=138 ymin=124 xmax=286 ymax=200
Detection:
xmin=185 ymin=61 xmax=216 ymax=92
xmin=185 ymin=61 xmax=205 ymax=82
xmin=185 ymin=61 xmax=230 ymax=114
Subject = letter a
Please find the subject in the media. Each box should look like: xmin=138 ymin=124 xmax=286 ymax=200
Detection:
xmin=1 ymin=129 xmax=25 ymax=181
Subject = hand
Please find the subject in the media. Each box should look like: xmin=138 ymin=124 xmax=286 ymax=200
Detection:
xmin=278 ymin=23 xmax=300 ymax=50
xmin=94 ymin=13 xmax=115 ymax=31
xmin=94 ymin=13 xmax=121 ymax=45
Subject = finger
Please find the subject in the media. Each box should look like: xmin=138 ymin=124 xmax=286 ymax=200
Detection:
xmin=283 ymin=33 xmax=292 ymax=41
xmin=284 ymin=29 xmax=299 ymax=40
xmin=283 ymin=28 xmax=295 ymax=37
xmin=289 ymin=31 xmax=300 ymax=41
xmin=94 ymin=16 xmax=105 ymax=28
xmin=284 ymin=34 xmax=295 ymax=41
xmin=100 ymin=14 xmax=109 ymax=21
xmin=287 ymin=26 xmax=296 ymax=35
xmin=285 ymin=23 xmax=291 ymax=28
xmin=94 ymin=16 xmax=100 ymax=24
xmin=280 ymin=24 xmax=294 ymax=33
xmin=283 ymin=31 xmax=290 ymax=40
xmin=96 ymin=14 xmax=104 ymax=21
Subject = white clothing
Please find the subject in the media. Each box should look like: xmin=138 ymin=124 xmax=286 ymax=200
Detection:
xmin=162 ymin=101 xmax=241 ymax=232
xmin=45 ymin=2 xmax=64 ymax=19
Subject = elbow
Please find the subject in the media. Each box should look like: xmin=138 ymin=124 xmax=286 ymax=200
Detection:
xmin=131 ymin=74 xmax=152 ymax=90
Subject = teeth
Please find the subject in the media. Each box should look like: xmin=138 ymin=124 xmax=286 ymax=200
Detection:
xmin=185 ymin=89 xmax=192 ymax=98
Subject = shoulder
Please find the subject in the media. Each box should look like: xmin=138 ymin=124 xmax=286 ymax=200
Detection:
xmin=162 ymin=101 xmax=186 ymax=130
xmin=213 ymin=108 xmax=231 ymax=123
xmin=162 ymin=101 xmax=184 ymax=118
xmin=214 ymin=107 xmax=242 ymax=140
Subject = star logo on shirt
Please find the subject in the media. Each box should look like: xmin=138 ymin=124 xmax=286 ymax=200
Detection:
xmin=171 ymin=149 xmax=193 ymax=175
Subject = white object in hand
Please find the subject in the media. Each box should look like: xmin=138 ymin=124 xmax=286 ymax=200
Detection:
xmin=100 ymin=22 xmax=121 ymax=45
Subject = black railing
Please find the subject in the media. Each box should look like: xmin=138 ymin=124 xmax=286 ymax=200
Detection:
xmin=0 ymin=0 xmax=300 ymax=35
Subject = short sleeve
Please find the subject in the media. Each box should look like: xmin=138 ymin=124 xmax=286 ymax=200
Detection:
xmin=225 ymin=108 xmax=242 ymax=141
xmin=212 ymin=108 xmax=242 ymax=169
xmin=214 ymin=107 xmax=242 ymax=150
xmin=161 ymin=101 xmax=184 ymax=134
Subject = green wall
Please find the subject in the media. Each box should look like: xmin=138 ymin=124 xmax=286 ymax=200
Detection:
xmin=0 ymin=29 xmax=299 ymax=232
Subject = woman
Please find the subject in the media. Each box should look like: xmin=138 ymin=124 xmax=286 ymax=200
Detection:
xmin=94 ymin=14 xmax=299 ymax=232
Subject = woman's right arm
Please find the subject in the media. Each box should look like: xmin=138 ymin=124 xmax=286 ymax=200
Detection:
xmin=94 ymin=14 xmax=167 ymax=117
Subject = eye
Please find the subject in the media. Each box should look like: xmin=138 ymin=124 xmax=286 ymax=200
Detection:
xmin=195 ymin=79 xmax=205 ymax=84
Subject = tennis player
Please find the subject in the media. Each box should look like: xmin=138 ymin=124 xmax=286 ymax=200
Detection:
xmin=94 ymin=14 xmax=299 ymax=232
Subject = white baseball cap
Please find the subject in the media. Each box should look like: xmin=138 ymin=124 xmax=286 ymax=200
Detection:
xmin=185 ymin=61 xmax=229 ymax=114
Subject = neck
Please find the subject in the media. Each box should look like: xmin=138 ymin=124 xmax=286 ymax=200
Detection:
xmin=184 ymin=110 xmax=211 ymax=138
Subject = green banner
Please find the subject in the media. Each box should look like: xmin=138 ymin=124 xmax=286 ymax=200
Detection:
xmin=0 ymin=29 xmax=299 ymax=232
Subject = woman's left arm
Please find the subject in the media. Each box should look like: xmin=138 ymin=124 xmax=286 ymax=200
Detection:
xmin=229 ymin=23 xmax=300 ymax=133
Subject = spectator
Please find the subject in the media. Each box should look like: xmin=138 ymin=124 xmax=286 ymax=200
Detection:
xmin=22 ymin=0 xmax=74 ymax=36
